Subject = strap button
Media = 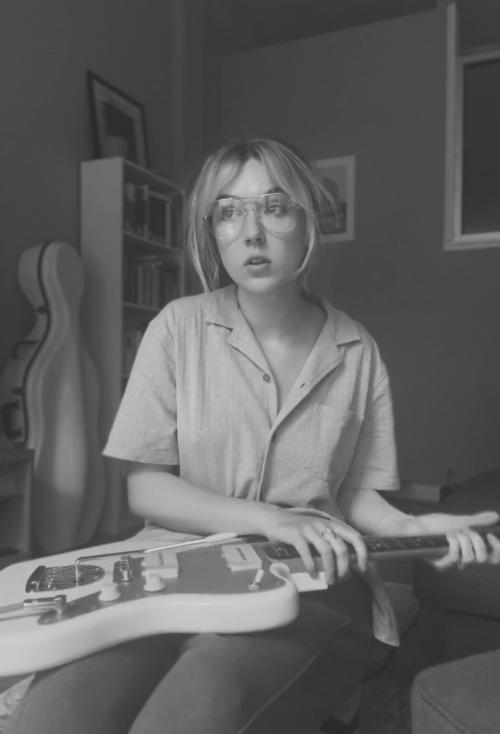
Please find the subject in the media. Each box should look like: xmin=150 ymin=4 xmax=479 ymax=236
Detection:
xmin=262 ymin=373 xmax=271 ymax=383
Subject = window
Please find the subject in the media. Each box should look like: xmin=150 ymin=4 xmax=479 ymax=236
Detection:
xmin=444 ymin=3 xmax=500 ymax=250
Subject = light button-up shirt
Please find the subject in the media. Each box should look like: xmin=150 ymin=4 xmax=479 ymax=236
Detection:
xmin=104 ymin=285 xmax=401 ymax=644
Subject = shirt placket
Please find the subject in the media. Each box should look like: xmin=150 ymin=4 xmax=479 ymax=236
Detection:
xmin=226 ymin=318 xmax=279 ymax=426
xmin=256 ymin=334 xmax=345 ymax=502
xmin=226 ymin=310 xmax=346 ymax=503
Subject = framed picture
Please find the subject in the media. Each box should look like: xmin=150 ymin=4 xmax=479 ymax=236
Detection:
xmin=87 ymin=71 xmax=149 ymax=167
xmin=313 ymin=156 xmax=355 ymax=243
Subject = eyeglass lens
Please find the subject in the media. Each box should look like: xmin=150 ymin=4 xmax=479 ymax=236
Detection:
xmin=210 ymin=193 xmax=299 ymax=239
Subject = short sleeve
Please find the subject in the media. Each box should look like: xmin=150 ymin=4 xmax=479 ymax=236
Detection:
xmin=103 ymin=312 xmax=179 ymax=465
xmin=341 ymin=364 xmax=400 ymax=493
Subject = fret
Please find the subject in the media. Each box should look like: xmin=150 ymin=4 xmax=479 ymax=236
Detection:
xmin=263 ymin=526 xmax=500 ymax=563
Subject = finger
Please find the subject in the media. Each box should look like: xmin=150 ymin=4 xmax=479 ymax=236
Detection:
xmin=308 ymin=527 xmax=335 ymax=584
xmin=289 ymin=533 xmax=316 ymax=577
xmin=487 ymin=534 xmax=500 ymax=564
xmin=429 ymin=511 xmax=499 ymax=534
xmin=432 ymin=534 xmax=460 ymax=570
xmin=460 ymin=511 xmax=499 ymax=529
xmin=467 ymin=530 xmax=488 ymax=563
xmin=454 ymin=531 xmax=475 ymax=567
xmin=332 ymin=526 xmax=367 ymax=572
xmin=327 ymin=534 xmax=350 ymax=579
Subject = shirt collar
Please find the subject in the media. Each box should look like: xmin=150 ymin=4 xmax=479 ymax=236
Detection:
xmin=203 ymin=284 xmax=361 ymax=347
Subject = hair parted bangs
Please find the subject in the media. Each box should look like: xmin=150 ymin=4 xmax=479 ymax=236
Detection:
xmin=185 ymin=138 xmax=335 ymax=292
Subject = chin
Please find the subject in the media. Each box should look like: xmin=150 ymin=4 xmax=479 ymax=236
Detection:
xmin=237 ymin=276 xmax=298 ymax=297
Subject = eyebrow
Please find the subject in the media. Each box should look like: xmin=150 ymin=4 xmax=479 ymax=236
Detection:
xmin=215 ymin=186 xmax=284 ymax=201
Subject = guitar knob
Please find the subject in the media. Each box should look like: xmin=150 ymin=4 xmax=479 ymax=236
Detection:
xmin=143 ymin=572 xmax=165 ymax=593
xmin=98 ymin=581 xmax=121 ymax=602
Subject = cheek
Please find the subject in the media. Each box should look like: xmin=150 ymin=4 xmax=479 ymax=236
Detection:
xmin=216 ymin=241 xmax=238 ymax=274
xmin=284 ymin=231 xmax=308 ymax=269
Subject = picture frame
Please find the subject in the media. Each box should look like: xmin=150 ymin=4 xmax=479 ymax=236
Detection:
xmin=313 ymin=156 xmax=355 ymax=243
xmin=87 ymin=71 xmax=149 ymax=167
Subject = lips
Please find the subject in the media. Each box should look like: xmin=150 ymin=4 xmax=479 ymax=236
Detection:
xmin=244 ymin=256 xmax=271 ymax=266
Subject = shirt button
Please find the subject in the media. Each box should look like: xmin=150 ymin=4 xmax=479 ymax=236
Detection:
xmin=262 ymin=373 xmax=271 ymax=383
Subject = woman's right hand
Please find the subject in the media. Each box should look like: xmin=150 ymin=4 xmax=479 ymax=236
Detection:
xmin=259 ymin=507 xmax=367 ymax=585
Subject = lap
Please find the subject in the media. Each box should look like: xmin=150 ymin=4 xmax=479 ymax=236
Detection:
xmin=5 ymin=575 xmax=374 ymax=734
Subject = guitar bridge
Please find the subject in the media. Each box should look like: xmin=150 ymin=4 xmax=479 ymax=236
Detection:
xmin=25 ymin=564 xmax=105 ymax=592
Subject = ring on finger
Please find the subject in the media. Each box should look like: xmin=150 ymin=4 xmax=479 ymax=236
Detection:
xmin=320 ymin=527 xmax=335 ymax=541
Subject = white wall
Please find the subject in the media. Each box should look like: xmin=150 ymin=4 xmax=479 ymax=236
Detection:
xmin=221 ymin=7 xmax=500 ymax=485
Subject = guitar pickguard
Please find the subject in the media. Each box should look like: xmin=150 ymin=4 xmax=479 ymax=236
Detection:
xmin=0 ymin=527 xmax=498 ymax=676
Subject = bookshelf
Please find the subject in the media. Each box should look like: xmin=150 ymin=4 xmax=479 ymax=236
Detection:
xmin=80 ymin=157 xmax=185 ymax=534
xmin=0 ymin=448 xmax=33 ymax=568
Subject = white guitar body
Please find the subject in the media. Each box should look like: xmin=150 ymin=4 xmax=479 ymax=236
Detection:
xmin=0 ymin=535 xmax=312 ymax=676
xmin=1 ymin=526 xmax=498 ymax=676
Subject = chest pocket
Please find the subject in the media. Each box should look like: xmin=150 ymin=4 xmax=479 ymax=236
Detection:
xmin=300 ymin=404 xmax=363 ymax=483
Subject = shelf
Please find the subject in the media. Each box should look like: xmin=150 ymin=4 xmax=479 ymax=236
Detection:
xmin=0 ymin=492 xmax=23 ymax=502
xmin=0 ymin=549 xmax=30 ymax=570
xmin=81 ymin=158 xmax=185 ymax=535
xmin=0 ymin=447 xmax=33 ymax=464
xmin=122 ymin=158 xmax=180 ymax=190
xmin=0 ymin=547 xmax=20 ymax=559
xmin=123 ymin=231 xmax=181 ymax=261
xmin=0 ymin=448 xmax=32 ymax=567
xmin=0 ymin=471 xmax=22 ymax=499
xmin=123 ymin=302 xmax=160 ymax=316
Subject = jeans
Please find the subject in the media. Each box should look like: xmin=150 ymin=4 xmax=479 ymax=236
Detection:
xmin=5 ymin=576 xmax=377 ymax=734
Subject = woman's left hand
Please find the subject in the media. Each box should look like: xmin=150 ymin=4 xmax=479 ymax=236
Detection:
xmin=415 ymin=511 xmax=500 ymax=570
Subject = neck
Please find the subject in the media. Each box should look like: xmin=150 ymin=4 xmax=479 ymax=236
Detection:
xmin=235 ymin=282 xmax=312 ymax=337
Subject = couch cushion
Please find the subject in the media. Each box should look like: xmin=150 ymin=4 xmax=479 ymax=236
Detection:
xmin=412 ymin=650 xmax=500 ymax=734
xmin=439 ymin=470 xmax=500 ymax=515
xmin=413 ymin=469 xmax=500 ymax=618
xmin=413 ymin=560 xmax=500 ymax=618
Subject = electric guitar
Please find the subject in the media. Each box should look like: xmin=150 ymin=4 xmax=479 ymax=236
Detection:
xmin=0 ymin=526 xmax=498 ymax=676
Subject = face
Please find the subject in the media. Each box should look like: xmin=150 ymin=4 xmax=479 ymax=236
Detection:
xmin=211 ymin=159 xmax=307 ymax=296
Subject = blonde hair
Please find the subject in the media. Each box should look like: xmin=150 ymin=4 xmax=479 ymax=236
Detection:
xmin=185 ymin=138 xmax=334 ymax=292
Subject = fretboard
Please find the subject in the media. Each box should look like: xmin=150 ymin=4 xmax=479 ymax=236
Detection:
xmin=262 ymin=525 xmax=500 ymax=562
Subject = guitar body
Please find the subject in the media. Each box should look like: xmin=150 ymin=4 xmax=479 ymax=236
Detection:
xmin=0 ymin=527 xmax=498 ymax=676
xmin=0 ymin=241 xmax=105 ymax=553
xmin=0 ymin=536 xmax=303 ymax=676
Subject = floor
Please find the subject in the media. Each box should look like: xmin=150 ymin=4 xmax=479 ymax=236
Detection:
xmin=359 ymin=607 xmax=447 ymax=734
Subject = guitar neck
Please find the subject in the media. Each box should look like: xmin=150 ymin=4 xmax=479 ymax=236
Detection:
xmin=363 ymin=524 xmax=500 ymax=560
xmin=260 ymin=525 xmax=500 ymax=565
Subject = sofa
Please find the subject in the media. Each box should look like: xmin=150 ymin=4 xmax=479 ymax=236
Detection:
xmin=412 ymin=649 xmax=500 ymax=734
xmin=411 ymin=469 xmax=500 ymax=734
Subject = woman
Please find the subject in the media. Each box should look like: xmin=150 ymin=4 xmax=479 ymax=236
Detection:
xmin=7 ymin=138 xmax=500 ymax=734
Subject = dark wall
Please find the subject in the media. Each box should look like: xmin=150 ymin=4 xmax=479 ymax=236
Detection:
xmin=0 ymin=0 xmax=179 ymax=379
xmin=220 ymin=7 xmax=500 ymax=484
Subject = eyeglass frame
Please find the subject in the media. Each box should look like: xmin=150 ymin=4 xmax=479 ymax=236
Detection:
xmin=203 ymin=191 xmax=303 ymax=240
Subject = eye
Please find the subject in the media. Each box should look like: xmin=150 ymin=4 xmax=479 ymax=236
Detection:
xmin=264 ymin=195 xmax=288 ymax=217
xmin=217 ymin=199 xmax=242 ymax=221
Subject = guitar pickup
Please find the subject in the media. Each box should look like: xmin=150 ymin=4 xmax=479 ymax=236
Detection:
xmin=141 ymin=551 xmax=179 ymax=579
xmin=221 ymin=544 xmax=262 ymax=572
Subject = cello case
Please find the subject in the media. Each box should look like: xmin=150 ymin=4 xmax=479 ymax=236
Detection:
xmin=0 ymin=241 xmax=105 ymax=554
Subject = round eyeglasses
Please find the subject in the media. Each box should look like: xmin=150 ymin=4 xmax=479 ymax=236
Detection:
xmin=206 ymin=192 xmax=301 ymax=241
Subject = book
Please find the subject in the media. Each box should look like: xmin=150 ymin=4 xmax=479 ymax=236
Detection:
xmin=148 ymin=191 xmax=171 ymax=246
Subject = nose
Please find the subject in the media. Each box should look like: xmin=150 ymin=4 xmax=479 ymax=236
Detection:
xmin=242 ymin=207 xmax=264 ymax=244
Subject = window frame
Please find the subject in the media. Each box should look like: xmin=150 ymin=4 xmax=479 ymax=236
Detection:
xmin=444 ymin=3 xmax=500 ymax=251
